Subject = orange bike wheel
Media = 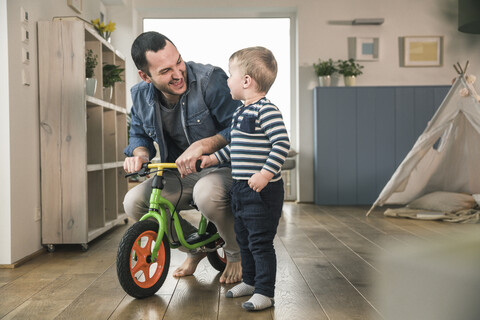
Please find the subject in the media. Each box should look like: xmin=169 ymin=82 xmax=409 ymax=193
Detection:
xmin=117 ymin=220 xmax=170 ymax=298
xmin=130 ymin=230 xmax=166 ymax=288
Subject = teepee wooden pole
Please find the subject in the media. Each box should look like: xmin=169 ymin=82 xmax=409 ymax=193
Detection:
xmin=457 ymin=62 xmax=464 ymax=74
xmin=453 ymin=63 xmax=462 ymax=74
xmin=366 ymin=205 xmax=374 ymax=216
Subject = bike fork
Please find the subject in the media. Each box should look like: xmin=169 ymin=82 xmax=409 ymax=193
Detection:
xmin=138 ymin=175 xmax=168 ymax=262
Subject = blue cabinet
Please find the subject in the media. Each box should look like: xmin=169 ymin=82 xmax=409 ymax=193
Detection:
xmin=313 ymin=86 xmax=450 ymax=205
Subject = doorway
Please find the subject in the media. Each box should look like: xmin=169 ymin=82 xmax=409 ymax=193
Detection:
xmin=143 ymin=18 xmax=296 ymax=200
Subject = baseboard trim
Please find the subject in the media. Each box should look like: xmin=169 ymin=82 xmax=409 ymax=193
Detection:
xmin=0 ymin=248 xmax=45 ymax=269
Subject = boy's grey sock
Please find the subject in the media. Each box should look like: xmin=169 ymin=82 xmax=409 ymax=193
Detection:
xmin=226 ymin=282 xmax=255 ymax=298
xmin=242 ymin=293 xmax=275 ymax=311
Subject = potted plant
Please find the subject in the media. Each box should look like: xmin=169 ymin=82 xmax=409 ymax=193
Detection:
xmin=103 ymin=64 xmax=124 ymax=102
xmin=337 ymin=58 xmax=364 ymax=86
xmin=313 ymin=58 xmax=338 ymax=87
xmin=91 ymin=18 xmax=116 ymax=42
xmin=85 ymin=49 xmax=98 ymax=96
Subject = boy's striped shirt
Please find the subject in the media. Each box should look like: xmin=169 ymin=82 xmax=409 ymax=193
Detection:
xmin=214 ymin=98 xmax=290 ymax=181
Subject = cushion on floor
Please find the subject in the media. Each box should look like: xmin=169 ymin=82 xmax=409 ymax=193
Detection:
xmin=407 ymin=191 xmax=476 ymax=213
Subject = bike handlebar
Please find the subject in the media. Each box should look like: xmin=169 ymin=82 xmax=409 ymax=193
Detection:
xmin=124 ymin=160 xmax=202 ymax=178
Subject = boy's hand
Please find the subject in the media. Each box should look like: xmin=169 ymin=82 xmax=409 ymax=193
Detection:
xmin=248 ymin=170 xmax=273 ymax=192
xmin=200 ymin=154 xmax=219 ymax=169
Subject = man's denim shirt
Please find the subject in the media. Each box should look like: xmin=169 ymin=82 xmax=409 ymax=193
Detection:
xmin=124 ymin=61 xmax=241 ymax=161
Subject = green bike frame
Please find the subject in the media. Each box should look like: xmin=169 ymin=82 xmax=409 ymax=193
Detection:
xmin=138 ymin=163 xmax=220 ymax=262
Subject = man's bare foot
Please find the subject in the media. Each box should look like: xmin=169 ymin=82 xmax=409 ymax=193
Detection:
xmin=172 ymin=253 xmax=206 ymax=277
xmin=219 ymin=261 xmax=242 ymax=284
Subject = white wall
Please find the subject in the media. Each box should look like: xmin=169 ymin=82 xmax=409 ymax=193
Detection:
xmin=0 ymin=0 xmax=12 ymax=265
xmin=107 ymin=0 xmax=137 ymax=111
xmin=2 ymin=0 xmax=480 ymax=264
xmin=296 ymin=0 xmax=480 ymax=201
xmin=112 ymin=0 xmax=480 ymax=202
xmin=1 ymin=0 xmax=106 ymax=264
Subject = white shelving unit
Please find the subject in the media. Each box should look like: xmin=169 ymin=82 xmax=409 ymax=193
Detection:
xmin=38 ymin=20 xmax=129 ymax=251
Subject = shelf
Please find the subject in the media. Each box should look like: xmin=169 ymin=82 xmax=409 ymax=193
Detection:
xmin=87 ymin=161 xmax=123 ymax=172
xmin=39 ymin=20 xmax=129 ymax=247
xmin=104 ymin=109 xmax=117 ymax=163
xmin=105 ymin=168 xmax=118 ymax=221
xmin=88 ymin=171 xmax=104 ymax=230
xmin=86 ymin=95 xmax=127 ymax=113
xmin=88 ymin=213 xmax=128 ymax=242
xmin=87 ymin=106 xmax=103 ymax=165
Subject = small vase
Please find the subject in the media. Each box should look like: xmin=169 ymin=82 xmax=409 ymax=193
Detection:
xmin=344 ymin=76 xmax=356 ymax=87
xmin=318 ymin=75 xmax=332 ymax=87
xmin=331 ymin=74 xmax=340 ymax=87
xmin=85 ymin=78 xmax=97 ymax=96
xmin=103 ymin=86 xmax=113 ymax=102
xmin=102 ymin=32 xmax=111 ymax=43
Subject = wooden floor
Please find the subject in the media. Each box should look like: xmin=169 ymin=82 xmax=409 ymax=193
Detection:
xmin=1 ymin=203 xmax=479 ymax=320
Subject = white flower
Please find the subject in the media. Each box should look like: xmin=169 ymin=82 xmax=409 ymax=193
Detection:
xmin=460 ymin=88 xmax=470 ymax=97
xmin=465 ymin=75 xmax=476 ymax=84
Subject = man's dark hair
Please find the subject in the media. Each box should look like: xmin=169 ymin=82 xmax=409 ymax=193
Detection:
xmin=131 ymin=31 xmax=175 ymax=76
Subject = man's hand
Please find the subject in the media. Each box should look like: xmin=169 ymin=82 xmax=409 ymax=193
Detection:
xmin=124 ymin=155 xmax=149 ymax=173
xmin=176 ymin=134 xmax=227 ymax=177
xmin=124 ymin=147 xmax=150 ymax=173
xmin=176 ymin=142 xmax=204 ymax=177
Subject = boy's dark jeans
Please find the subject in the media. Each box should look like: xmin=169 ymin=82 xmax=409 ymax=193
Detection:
xmin=231 ymin=179 xmax=284 ymax=298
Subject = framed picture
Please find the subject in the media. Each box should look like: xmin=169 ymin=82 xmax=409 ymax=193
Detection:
xmin=67 ymin=0 xmax=82 ymax=14
xmin=348 ymin=37 xmax=379 ymax=61
xmin=403 ymin=36 xmax=443 ymax=67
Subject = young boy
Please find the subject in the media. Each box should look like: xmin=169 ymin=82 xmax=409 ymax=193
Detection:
xmin=200 ymin=46 xmax=290 ymax=311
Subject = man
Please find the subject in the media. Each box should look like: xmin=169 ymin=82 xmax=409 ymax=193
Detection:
xmin=123 ymin=31 xmax=242 ymax=283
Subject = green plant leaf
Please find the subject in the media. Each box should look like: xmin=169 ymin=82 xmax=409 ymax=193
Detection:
xmin=337 ymin=58 xmax=364 ymax=77
xmin=103 ymin=64 xmax=124 ymax=88
xmin=85 ymin=49 xmax=98 ymax=78
xmin=313 ymin=58 xmax=338 ymax=76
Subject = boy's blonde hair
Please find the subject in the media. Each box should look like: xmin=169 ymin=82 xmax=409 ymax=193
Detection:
xmin=230 ymin=46 xmax=277 ymax=94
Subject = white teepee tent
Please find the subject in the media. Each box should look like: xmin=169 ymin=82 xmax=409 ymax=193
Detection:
xmin=367 ymin=65 xmax=480 ymax=216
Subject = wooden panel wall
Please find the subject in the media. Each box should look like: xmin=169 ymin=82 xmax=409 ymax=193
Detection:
xmin=313 ymin=85 xmax=450 ymax=205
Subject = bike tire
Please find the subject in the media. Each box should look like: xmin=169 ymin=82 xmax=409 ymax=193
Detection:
xmin=116 ymin=220 xmax=170 ymax=298
xmin=205 ymin=222 xmax=227 ymax=272
xmin=207 ymin=244 xmax=227 ymax=272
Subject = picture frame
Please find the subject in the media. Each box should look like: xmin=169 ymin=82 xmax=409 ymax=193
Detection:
xmin=403 ymin=36 xmax=443 ymax=67
xmin=67 ymin=0 xmax=82 ymax=14
xmin=348 ymin=37 xmax=379 ymax=61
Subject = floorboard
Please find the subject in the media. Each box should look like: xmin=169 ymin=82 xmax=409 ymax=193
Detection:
xmin=55 ymin=264 xmax=125 ymax=320
xmin=278 ymin=210 xmax=378 ymax=319
xmin=272 ymin=237 xmax=328 ymax=320
xmin=0 ymin=203 xmax=479 ymax=320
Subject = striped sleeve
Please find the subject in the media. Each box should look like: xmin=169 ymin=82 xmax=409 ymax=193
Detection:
xmin=214 ymin=144 xmax=231 ymax=163
xmin=258 ymin=104 xmax=290 ymax=174
xmin=214 ymin=105 xmax=241 ymax=163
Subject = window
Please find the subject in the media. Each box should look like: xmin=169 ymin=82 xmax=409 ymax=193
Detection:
xmin=143 ymin=18 xmax=291 ymax=134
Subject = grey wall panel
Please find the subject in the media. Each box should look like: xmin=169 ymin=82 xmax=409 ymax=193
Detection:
xmin=337 ymin=90 xmax=357 ymax=205
xmin=314 ymin=85 xmax=450 ymax=205
xmin=434 ymin=87 xmax=451 ymax=113
xmin=395 ymin=87 xmax=416 ymax=167
xmin=374 ymin=88 xmax=396 ymax=197
xmin=414 ymin=88 xmax=436 ymax=138
xmin=314 ymin=89 xmax=339 ymax=204
xmin=356 ymin=89 xmax=377 ymax=204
